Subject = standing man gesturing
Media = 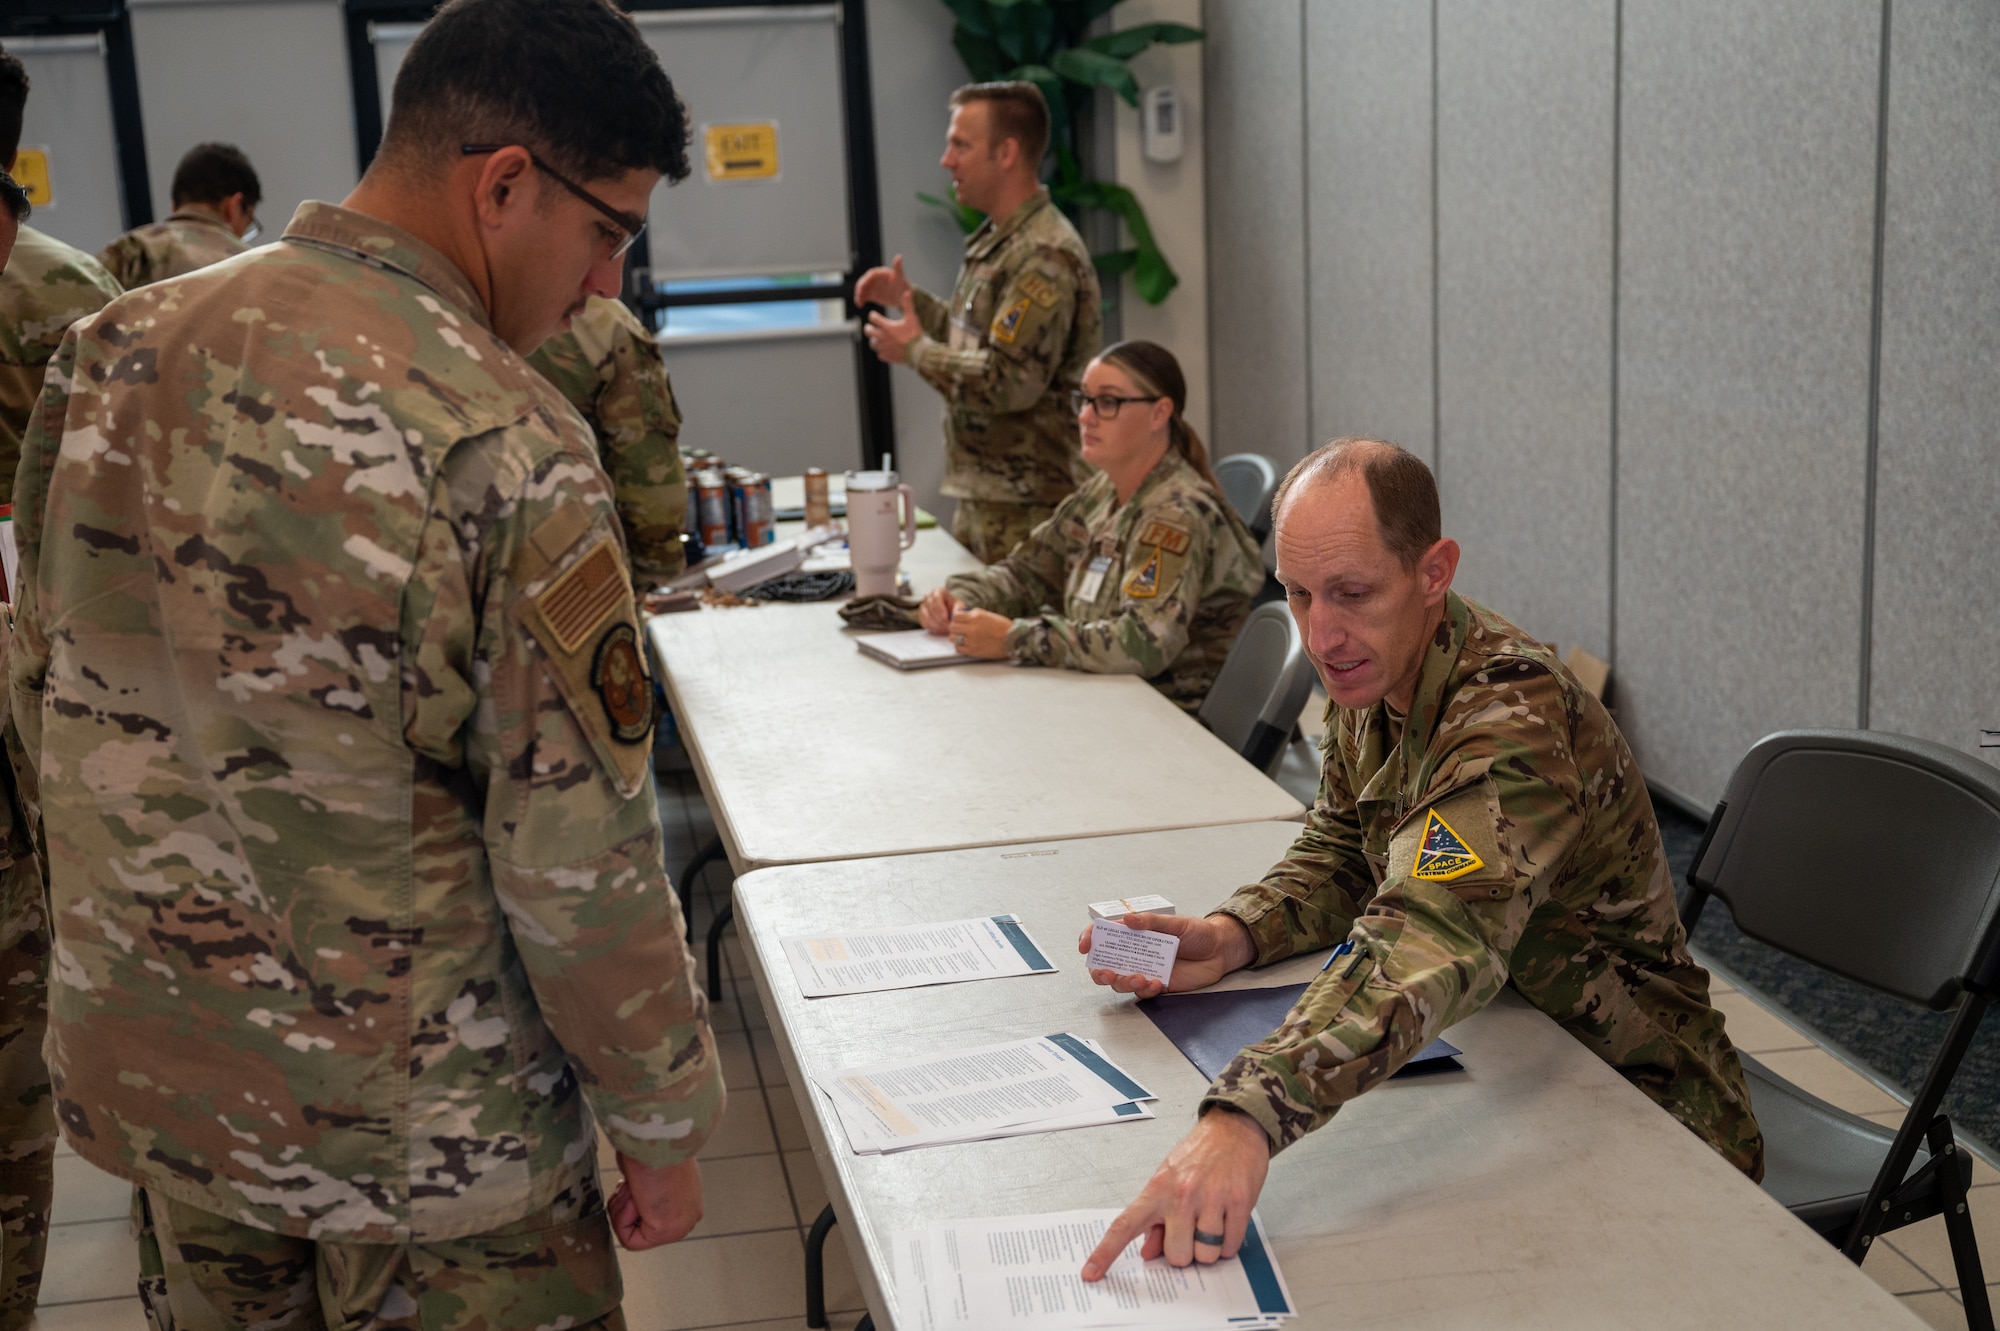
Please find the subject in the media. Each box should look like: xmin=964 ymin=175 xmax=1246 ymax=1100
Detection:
xmin=10 ymin=0 xmax=723 ymax=1322
xmin=858 ymin=82 xmax=1101 ymax=564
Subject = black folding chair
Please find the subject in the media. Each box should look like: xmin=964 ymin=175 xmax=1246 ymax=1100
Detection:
xmin=1198 ymin=601 xmax=1315 ymax=776
xmin=1213 ymin=452 xmax=1279 ymax=543
xmin=1683 ymin=729 xmax=2000 ymax=1330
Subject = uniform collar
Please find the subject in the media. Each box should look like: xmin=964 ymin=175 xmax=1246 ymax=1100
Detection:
xmin=1350 ymin=591 xmax=1470 ymax=805
xmin=966 ymin=188 xmax=1051 ymax=263
xmin=166 ymin=208 xmax=235 ymax=235
xmin=280 ymin=201 xmax=491 ymax=334
xmin=1117 ymin=447 xmax=1189 ymax=516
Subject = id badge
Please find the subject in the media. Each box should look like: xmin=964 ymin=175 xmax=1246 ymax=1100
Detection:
xmin=1076 ymin=553 xmax=1113 ymax=602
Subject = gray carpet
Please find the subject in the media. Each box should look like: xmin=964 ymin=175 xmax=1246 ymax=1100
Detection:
xmin=1653 ymin=796 xmax=2000 ymax=1154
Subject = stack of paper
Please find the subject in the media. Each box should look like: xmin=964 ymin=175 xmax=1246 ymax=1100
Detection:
xmin=816 ymin=1033 xmax=1155 ymax=1154
xmin=855 ymin=628 xmax=977 ymax=670
xmin=781 ymin=915 xmax=1055 ymax=998
xmin=893 ymin=1209 xmax=1297 ymax=1331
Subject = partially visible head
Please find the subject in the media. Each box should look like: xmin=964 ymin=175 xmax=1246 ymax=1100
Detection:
xmin=171 ymin=142 xmax=262 ymax=236
xmin=0 ymin=169 xmax=26 ymax=272
xmin=942 ymin=81 xmax=1048 ymax=213
xmin=1081 ymin=341 xmax=1219 ymax=490
xmin=1272 ymin=439 xmax=1460 ymax=712
xmin=370 ymin=0 xmax=689 ymax=350
xmin=0 ymin=45 xmax=27 ymax=170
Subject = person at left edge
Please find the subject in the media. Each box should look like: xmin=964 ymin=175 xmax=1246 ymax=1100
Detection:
xmin=96 ymin=142 xmax=261 ymax=289
xmin=9 ymin=0 xmax=723 ymax=1324
xmin=0 ymin=168 xmax=56 ymax=1331
xmin=529 ymin=294 xmax=689 ymax=589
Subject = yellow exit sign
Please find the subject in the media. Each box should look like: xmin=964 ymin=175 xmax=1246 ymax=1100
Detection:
xmin=11 ymin=147 xmax=52 ymax=207
xmin=703 ymin=123 xmax=779 ymax=183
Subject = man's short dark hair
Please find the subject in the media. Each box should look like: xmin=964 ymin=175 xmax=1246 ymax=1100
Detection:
xmin=0 ymin=170 xmax=28 ymax=225
xmin=171 ymin=142 xmax=261 ymax=210
xmin=1274 ymin=439 xmax=1442 ymax=569
xmin=381 ymin=0 xmax=689 ymax=185
xmin=949 ymin=81 xmax=1051 ymax=167
xmin=0 ymin=46 xmax=28 ymax=169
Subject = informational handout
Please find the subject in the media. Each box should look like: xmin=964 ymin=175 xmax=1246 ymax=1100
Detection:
xmin=816 ymin=1033 xmax=1155 ymax=1154
xmin=856 ymin=628 xmax=977 ymax=670
xmin=1085 ymin=919 xmax=1180 ymax=985
xmin=893 ymin=1209 xmax=1296 ymax=1331
xmin=782 ymin=915 xmax=1056 ymax=998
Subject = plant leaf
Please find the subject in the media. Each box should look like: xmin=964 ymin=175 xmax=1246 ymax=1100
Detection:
xmin=991 ymin=0 xmax=1056 ymax=65
xmin=1050 ymin=47 xmax=1140 ymax=105
xmin=939 ymin=0 xmax=995 ymax=38
xmin=1082 ymin=22 xmax=1204 ymax=59
xmin=1092 ymin=248 xmax=1139 ymax=276
xmin=916 ymin=190 xmax=987 ymax=235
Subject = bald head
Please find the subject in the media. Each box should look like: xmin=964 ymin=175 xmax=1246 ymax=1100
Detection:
xmin=1273 ymin=439 xmax=1440 ymax=570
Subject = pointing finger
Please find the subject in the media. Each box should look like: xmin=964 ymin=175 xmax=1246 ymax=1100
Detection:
xmin=1081 ymin=1198 xmax=1154 ymax=1281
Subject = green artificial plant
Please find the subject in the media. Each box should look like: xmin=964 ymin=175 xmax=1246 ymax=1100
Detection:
xmin=918 ymin=0 xmax=1202 ymax=305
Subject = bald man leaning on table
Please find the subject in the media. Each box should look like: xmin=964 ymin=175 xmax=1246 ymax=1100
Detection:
xmin=1077 ymin=438 xmax=1764 ymax=1282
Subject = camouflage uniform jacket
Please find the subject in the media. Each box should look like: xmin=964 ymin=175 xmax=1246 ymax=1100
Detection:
xmin=943 ymin=451 xmax=1263 ymax=712
xmin=0 ymin=227 xmax=121 ymax=508
xmin=1204 ymin=593 xmax=1764 ymax=1177
xmin=906 ymin=189 xmax=1101 ymax=507
xmin=96 ymin=211 xmax=247 ymax=290
xmin=9 ymin=201 xmax=724 ymax=1243
xmin=527 ymin=296 xmax=686 ymax=588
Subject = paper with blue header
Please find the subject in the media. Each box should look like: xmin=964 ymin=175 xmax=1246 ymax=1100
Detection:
xmin=782 ymin=914 xmax=1056 ymax=997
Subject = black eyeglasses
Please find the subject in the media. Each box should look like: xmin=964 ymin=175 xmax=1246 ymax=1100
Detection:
xmin=461 ymin=144 xmax=647 ymax=258
xmin=1070 ymin=390 xmax=1163 ymax=419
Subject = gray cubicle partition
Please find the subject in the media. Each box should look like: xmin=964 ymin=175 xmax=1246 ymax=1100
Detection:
xmin=1203 ymin=0 xmax=2000 ymax=807
xmin=8 ymin=34 xmax=130 ymax=256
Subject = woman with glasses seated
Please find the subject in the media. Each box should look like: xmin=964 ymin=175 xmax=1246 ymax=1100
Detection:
xmin=918 ymin=340 xmax=1264 ymax=712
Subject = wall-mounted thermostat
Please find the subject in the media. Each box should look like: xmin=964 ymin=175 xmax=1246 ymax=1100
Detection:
xmin=1142 ymin=87 xmax=1184 ymax=164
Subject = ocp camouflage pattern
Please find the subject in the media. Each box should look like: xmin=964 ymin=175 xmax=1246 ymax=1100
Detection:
xmin=948 ymin=497 xmax=1054 ymax=565
xmin=906 ymin=188 xmax=1101 ymax=508
xmin=527 ymin=295 xmax=687 ymax=588
xmin=10 ymin=201 xmax=724 ymax=1244
xmin=96 ymin=212 xmax=247 ymax=290
xmin=0 ymin=226 xmax=121 ymax=508
xmin=1205 ymin=592 xmax=1765 ymax=1178
xmin=944 ymin=451 xmax=1264 ymax=712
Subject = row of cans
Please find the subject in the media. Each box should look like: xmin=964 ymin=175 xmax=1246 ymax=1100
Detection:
xmin=691 ymin=463 xmax=774 ymax=550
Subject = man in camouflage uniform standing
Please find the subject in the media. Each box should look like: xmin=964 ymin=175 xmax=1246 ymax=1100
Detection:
xmin=0 ymin=51 xmax=121 ymax=1326
xmin=96 ymin=142 xmax=261 ymax=289
xmin=10 ymin=1 xmax=723 ymax=1324
xmin=858 ymin=81 xmax=1100 ymax=564
xmin=529 ymin=293 xmax=688 ymax=588
xmin=1075 ymin=440 xmax=1764 ymax=1284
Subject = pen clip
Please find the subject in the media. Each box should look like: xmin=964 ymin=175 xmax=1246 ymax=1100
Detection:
xmin=1320 ymin=940 xmax=1355 ymax=973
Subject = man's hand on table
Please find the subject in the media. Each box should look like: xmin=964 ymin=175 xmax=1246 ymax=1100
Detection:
xmin=1081 ymin=1106 xmax=1271 ymax=1280
xmin=1077 ymin=911 xmax=1257 ymax=999
xmin=609 ymin=1153 xmax=704 ymax=1251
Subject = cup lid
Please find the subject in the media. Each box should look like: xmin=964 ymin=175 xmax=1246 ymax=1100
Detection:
xmin=844 ymin=469 xmax=899 ymax=490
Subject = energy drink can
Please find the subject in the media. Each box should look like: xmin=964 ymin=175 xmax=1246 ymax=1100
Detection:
xmin=737 ymin=473 xmax=774 ymax=547
xmin=695 ymin=469 xmax=731 ymax=548
xmin=803 ymin=467 xmax=831 ymax=528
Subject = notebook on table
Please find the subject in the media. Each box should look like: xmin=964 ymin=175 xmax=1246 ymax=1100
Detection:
xmin=856 ymin=628 xmax=978 ymax=670
xmin=1138 ymin=982 xmax=1461 ymax=1082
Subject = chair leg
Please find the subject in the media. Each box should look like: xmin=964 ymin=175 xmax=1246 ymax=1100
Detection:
xmin=706 ymin=895 xmax=734 ymax=1001
xmin=1928 ymin=1118 xmax=1994 ymax=1331
xmin=678 ymin=834 xmax=724 ymax=942
xmin=806 ymin=1202 xmax=838 ymax=1329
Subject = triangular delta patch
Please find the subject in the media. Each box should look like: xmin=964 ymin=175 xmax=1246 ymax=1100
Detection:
xmin=1412 ymin=807 xmax=1485 ymax=882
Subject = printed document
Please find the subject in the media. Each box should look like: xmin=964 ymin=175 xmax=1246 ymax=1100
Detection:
xmin=817 ymin=1033 xmax=1155 ymax=1154
xmin=893 ymin=1209 xmax=1296 ymax=1330
xmin=1085 ymin=919 xmax=1180 ymax=985
xmin=783 ymin=915 xmax=1056 ymax=997
xmin=856 ymin=628 xmax=976 ymax=670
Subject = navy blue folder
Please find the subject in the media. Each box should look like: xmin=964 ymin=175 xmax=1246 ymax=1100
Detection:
xmin=1137 ymin=982 xmax=1462 ymax=1083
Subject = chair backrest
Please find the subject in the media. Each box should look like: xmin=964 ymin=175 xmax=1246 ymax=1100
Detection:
xmin=1213 ymin=453 xmax=1279 ymax=542
xmin=1690 ymin=729 xmax=2000 ymax=1009
xmin=1199 ymin=602 xmax=1315 ymax=775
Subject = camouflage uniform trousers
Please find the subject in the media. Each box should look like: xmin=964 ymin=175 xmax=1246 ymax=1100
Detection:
xmin=0 ymin=700 xmax=52 ymax=1331
xmin=952 ymin=499 xmax=1055 ymax=565
xmin=134 ymin=1177 xmax=624 ymax=1331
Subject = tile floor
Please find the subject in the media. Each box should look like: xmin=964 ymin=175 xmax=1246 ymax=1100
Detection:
xmin=26 ymin=754 xmax=2000 ymax=1329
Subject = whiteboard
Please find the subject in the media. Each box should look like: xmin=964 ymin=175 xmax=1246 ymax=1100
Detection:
xmin=370 ymin=5 xmax=852 ymax=281
xmin=10 ymin=35 xmax=127 ymax=257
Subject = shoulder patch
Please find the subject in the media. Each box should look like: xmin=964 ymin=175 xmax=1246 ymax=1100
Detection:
xmin=990 ymin=298 xmax=1031 ymax=345
xmin=1017 ymin=272 xmax=1060 ymax=308
xmin=591 ymin=622 xmax=656 ymax=744
xmin=533 ymin=539 xmax=625 ymax=652
xmin=1136 ymin=520 xmax=1192 ymax=555
xmin=1412 ymin=806 xmax=1486 ymax=882
xmin=1123 ymin=546 xmax=1162 ymax=598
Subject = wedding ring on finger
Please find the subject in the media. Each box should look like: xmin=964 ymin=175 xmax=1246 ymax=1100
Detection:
xmin=1192 ymin=1227 xmax=1226 ymax=1248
